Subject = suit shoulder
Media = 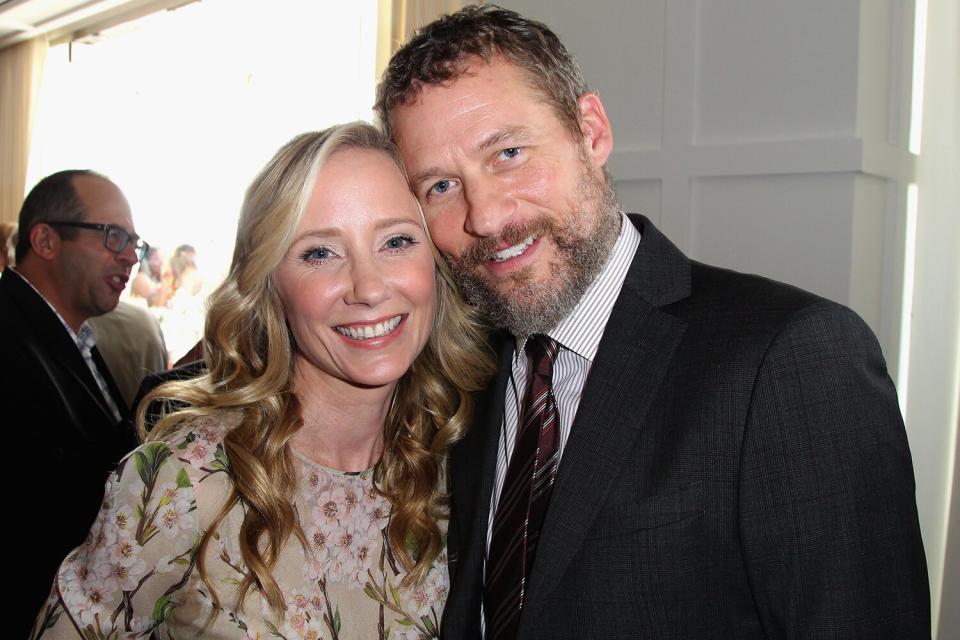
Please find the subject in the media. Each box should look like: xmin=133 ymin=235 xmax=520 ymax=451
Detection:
xmin=665 ymin=262 xmax=877 ymax=359
xmin=677 ymin=261 xmax=850 ymax=321
xmin=692 ymin=261 xmax=822 ymax=307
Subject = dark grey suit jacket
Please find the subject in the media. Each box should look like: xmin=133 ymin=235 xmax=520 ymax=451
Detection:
xmin=0 ymin=269 xmax=136 ymax=637
xmin=441 ymin=215 xmax=930 ymax=638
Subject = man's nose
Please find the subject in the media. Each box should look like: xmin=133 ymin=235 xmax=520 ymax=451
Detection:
xmin=463 ymin=180 xmax=516 ymax=238
xmin=345 ymin=256 xmax=389 ymax=306
xmin=116 ymin=241 xmax=138 ymax=265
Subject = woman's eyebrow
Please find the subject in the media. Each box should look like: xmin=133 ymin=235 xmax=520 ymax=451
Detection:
xmin=291 ymin=217 xmax=420 ymax=243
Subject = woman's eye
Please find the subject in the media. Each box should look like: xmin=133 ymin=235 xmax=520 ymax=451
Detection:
xmin=301 ymin=246 xmax=333 ymax=263
xmin=499 ymin=147 xmax=521 ymax=160
xmin=383 ymin=234 xmax=417 ymax=252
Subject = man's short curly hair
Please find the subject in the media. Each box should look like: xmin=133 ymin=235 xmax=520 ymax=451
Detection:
xmin=374 ymin=4 xmax=588 ymax=142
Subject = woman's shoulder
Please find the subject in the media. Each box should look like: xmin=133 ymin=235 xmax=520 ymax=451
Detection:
xmin=155 ymin=409 xmax=240 ymax=444
xmin=129 ymin=410 xmax=242 ymax=532
xmin=140 ymin=409 xmax=242 ymax=479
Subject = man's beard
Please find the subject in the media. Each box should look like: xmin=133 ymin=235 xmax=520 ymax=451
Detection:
xmin=445 ymin=168 xmax=621 ymax=339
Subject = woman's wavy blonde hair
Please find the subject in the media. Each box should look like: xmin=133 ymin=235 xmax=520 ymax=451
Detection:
xmin=138 ymin=122 xmax=494 ymax=614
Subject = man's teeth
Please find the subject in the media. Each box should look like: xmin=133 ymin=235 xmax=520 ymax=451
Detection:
xmin=110 ymin=275 xmax=124 ymax=285
xmin=492 ymin=235 xmax=536 ymax=262
xmin=335 ymin=315 xmax=402 ymax=340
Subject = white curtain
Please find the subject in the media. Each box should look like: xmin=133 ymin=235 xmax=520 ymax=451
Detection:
xmin=0 ymin=36 xmax=48 ymax=224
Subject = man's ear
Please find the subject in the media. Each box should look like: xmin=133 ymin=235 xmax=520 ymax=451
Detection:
xmin=29 ymin=223 xmax=59 ymax=261
xmin=577 ymin=92 xmax=613 ymax=169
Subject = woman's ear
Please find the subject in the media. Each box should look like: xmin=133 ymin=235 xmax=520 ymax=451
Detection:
xmin=577 ymin=92 xmax=613 ymax=170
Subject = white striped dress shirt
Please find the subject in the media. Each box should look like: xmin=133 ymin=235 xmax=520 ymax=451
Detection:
xmin=480 ymin=214 xmax=641 ymax=631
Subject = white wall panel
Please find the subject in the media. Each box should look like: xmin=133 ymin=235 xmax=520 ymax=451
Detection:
xmin=693 ymin=0 xmax=860 ymax=143
xmin=689 ymin=173 xmax=854 ymax=305
xmin=505 ymin=0 xmax=667 ymax=150
xmin=856 ymin=0 xmax=900 ymax=144
xmin=614 ymin=178 xmax=662 ymax=225
xmin=849 ymin=174 xmax=889 ymax=335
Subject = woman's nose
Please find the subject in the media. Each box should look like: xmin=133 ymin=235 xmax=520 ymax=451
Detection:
xmin=344 ymin=256 xmax=389 ymax=306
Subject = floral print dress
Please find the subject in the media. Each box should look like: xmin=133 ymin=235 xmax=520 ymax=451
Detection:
xmin=31 ymin=413 xmax=449 ymax=640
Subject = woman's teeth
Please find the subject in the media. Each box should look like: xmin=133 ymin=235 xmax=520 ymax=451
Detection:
xmin=335 ymin=315 xmax=402 ymax=340
xmin=492 ymin=235 xmax=536 ymax=262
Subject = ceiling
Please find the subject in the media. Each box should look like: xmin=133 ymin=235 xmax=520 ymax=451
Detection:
xmin=1 ymin=0 xmax=109 ymax=48
xmin=0 ymin=0 xmax=183 ymax=50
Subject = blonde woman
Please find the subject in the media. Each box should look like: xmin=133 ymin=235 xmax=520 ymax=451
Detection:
xmin=32 ymin=123 xmax=494 ymax=639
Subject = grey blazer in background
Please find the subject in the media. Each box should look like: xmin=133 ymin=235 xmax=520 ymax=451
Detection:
xmin=89 ymin=300 xmax=168 ymax=408
xmin=441 ymin=215 xmax=930 ymax=639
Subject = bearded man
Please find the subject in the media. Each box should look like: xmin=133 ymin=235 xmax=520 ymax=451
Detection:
xmin=376 ymin=5 xmax=930 ymax=639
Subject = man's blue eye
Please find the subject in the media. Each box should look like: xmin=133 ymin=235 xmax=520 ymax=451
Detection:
xmin=431 ymin=179 xmax=454 ymax=195
xmin=500 ymin=147 xmax=521 ymax=159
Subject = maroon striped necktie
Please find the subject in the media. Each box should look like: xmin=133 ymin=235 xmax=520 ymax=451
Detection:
xmin=485 ymin=334 xmax=561 ymax=639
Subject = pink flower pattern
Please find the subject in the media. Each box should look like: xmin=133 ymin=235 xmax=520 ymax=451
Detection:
xmin=31 ymin=413 xmax=448 ymax=640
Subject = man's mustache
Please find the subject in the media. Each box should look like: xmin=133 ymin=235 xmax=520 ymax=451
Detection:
xmin=456 ymin=218 xmax=558 ymax=269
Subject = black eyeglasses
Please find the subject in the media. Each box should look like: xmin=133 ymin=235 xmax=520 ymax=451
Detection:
xmin=47 ymin=221 xmax=150 ymax=262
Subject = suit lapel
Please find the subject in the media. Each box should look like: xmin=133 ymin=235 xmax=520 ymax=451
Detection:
xmin=91 ymin=345 xmax=129 ymax=418
xmin=519 ymin=215 xmax=691 ymax=627
xmin=444 ymin=333 xmax=514 ymax=637
xmin=2 ymin=269 xmax=122 ymax=428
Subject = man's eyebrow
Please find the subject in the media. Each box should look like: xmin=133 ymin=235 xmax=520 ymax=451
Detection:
xmin=410 ymin=168 xmax=445 ymax=190
xmin=409 ymin=126 xmax=532 ymax=189
xmin=476 ymin=126 xmax=529 ymax=153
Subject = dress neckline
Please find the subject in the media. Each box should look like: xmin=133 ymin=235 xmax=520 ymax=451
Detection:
xmin=291 ymin=447 xmax=378 ymax=477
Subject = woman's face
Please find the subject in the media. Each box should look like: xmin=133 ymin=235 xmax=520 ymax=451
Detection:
xmin=147 ymin=250 xmax=162 ymax=277
xmin=275 ymin=148 xmax=436 ymax=391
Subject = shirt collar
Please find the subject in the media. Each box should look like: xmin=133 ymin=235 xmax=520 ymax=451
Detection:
xmin=12 ymin=268 xmax=95 ymax=351
xmin=514 ymin=212 xmax=642 ymax=362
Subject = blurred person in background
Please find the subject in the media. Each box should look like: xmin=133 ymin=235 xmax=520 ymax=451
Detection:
xmin=166 ymin=242 xmax=203 ymax=297
xmin=130 ymin=245 xmax=168 ymax=307
xmin=159 ymin=242 xmax=207 ymax=364
xmin=0 ymin=221 xmax=16 ymax=271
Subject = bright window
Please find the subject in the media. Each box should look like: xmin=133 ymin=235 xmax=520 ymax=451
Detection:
xmin=26 ymin=0 xmax=379 ymax=361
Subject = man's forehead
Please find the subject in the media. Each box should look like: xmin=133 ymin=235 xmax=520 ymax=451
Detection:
xmin=72 ymin=175 xmax=133 ymax=225
xmin=72 ymin=174 xmax=116 ymax=196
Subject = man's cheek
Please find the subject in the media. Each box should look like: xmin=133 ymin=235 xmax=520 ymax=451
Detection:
xmin=429 ymin=223 xmax=464 ymax=258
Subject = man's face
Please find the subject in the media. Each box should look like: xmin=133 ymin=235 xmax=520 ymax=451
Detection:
xmin=56 ymin=176 xmax=138 ymax=329
xmin=391 ymin=58 xmax=620 ymax=337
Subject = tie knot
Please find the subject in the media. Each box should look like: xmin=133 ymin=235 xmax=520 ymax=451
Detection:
xmin=525 ymin=334 xmax=558 ymax=377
